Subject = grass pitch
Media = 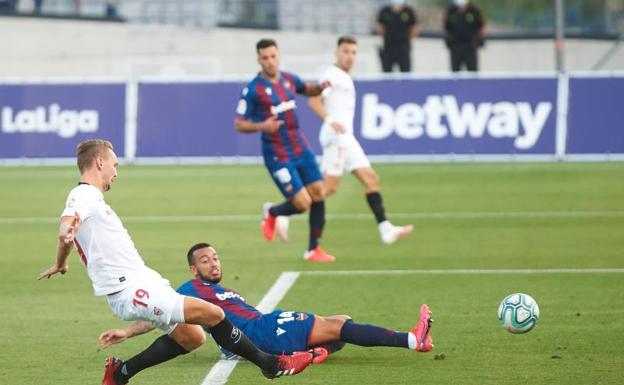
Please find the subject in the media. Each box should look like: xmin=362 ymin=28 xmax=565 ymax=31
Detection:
xmin=1 ymin=162 xmax=623 ymax=385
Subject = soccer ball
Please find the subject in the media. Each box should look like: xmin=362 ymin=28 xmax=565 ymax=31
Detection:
xmin=497 ymin=293 xmax=540 ymax=334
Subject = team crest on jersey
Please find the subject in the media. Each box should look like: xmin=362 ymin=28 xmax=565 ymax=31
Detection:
xmin=265 ymin=87 xmax=273 ymax=95
xmin=296 ymin=313 xmax=308 ymax=321
xmin=67 ymin=197 xmax=75 ymax=208
xmin=284 ymin=81 xmax=290 ymax=89
xmin=153 ymin=306 xmax=164 ymax=316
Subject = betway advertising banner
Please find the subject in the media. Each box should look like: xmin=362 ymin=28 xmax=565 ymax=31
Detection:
xmin=0 ymin=83 xmax=125 ymax=158
xmin=566 ymin=76 xmax=624 ymax=154
xmin=137 ymin=77 xmax=558 ymax=157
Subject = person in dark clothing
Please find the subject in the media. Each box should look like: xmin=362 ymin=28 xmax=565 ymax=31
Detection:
xmin=444 ymin=0 xmax=485 ymax=72
xmin=376 ymin=0 xmax=419 ymax=73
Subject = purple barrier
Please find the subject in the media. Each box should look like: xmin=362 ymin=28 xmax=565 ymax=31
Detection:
xmin=0 ymin=84 xmax=125 ymax=158
xmin=136 ymin=82 xmax=258 ymax=157
xmin=137 ymin=78 xmax=558 ymax=157
xmin=566 ymin=76 xmax=624 ymax=154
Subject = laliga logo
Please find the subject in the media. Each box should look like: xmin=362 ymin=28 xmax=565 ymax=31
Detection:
xmin=361 ymin=94 xmax=552 ymax=150
xmin=2 ymin=103 xmax=99 ymax=138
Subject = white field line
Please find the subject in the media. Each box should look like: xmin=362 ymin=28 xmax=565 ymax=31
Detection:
xmin=200 ymin=272 xmax=300 ymax=385
xmin=298 ymin=268 xmax=624 ymax=276
xmin=2 ymin=210 xmax=624 ymax=225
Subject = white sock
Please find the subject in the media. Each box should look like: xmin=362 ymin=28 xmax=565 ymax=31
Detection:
xmin=378 ymin=220 xmax=392 ymax=234
xmin=407 ymin=332 xmax=417 ymax=350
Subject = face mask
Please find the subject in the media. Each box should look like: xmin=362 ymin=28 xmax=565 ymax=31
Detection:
xmin=453 ymin=0 xmax=467 ymax=6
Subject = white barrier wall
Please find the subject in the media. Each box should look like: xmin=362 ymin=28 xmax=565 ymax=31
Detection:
xmin=1 ymin=17 xmax=623 ymax=78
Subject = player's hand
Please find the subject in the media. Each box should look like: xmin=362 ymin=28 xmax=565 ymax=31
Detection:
xmin=331 ymin=122 xmax=347 ymax=134
xmin=37 ymin=264 xmax=68 ymax=280
xmin=262 ymin=115 xmax=284 ymax=133
xmin=62 ymin=214 xmax=81 ymax=244
xmin=99 ymin=329 xmax=129 ymax=349
xmin=319 ymin=80 xmax=331 ymax=91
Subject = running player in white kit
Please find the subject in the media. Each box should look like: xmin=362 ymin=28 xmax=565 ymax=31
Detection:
xmin=37 ymin=140 xmax=312 ymax=384
xmin=308 ymin=36 xmax=413 ymax=244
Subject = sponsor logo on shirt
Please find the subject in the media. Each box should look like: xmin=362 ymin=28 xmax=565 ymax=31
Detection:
xmin=270 ymin=100 xmax=297 ymax=115
xmin=216 ymin=291 xmax=246 ymax=302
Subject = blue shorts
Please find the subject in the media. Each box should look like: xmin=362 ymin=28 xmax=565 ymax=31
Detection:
xmin=264 ymin=149 xmax=323 ymax=199
xmin=244 ymin=310 xmax=315 ymax=354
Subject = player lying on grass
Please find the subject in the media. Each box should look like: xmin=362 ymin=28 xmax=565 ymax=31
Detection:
xmin=99 ymin=242 xmax=433 ymax=371
xmin=38 ymin=139 xmax=312 ymax=385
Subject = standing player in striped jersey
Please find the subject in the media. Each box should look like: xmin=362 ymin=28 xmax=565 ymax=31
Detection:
xmin=235 ymin=38 xmax=335 ymax=263
xmin=308 ymin=36 xmax=413 ymax=244
xmin=37 ymin=140 xmax=312 ymax=384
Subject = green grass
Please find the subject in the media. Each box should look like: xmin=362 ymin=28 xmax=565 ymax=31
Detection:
xmin=1 ymin=163 xmax=623 ymax=385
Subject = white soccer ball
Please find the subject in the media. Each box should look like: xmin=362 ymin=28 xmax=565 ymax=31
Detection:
xmin=497 ymin=293 xmax=540 ymax=334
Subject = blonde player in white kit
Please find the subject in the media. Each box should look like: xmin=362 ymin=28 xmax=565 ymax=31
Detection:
xmin=308 ymin=36 xmax=413 ymax=244
xmin=37 ymin=140 xmax=312 ymax=384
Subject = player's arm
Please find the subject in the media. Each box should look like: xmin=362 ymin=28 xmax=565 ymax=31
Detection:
xmin=308 ymin=95 xmax=346 ymax=134
xmin=234 ymin=87 xmax=283 ymax=134
xmin=301 ymin=81 xmax=331 ymax=97
xmin=37 ymin=214 xmax=82 ymax=280
xmin=234 ymin=116 xmax=283 ymax=134
xmin=99 ymin=321 xmax=156 ymax=348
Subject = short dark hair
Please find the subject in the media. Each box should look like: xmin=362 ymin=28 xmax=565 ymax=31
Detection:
xmin=256 ymin=38 xmax=278 ymax=52
xmin=337 ymin=36 xmax=357 ymax=46
xmin=187 ymin=242 xmax=212 ymax=265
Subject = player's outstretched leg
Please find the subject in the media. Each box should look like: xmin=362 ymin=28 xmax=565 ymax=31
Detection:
xmin=335 ymin=306 xmax=433 ymax=352
xmin=365 ymin=191 xmax=413 ymax=244
xmin=102 ymin=357 xmax=125 ymax=385
xmin=410 ymin=304 xmax=433 ymax=352
xmin=210 ymin=317 xmax=313 ymax=378
xmin=379 ymin=222 xmax=414 ymax=245
xmin=102 ymin=333 xmax=192 ymax=385
xmin=262 ymin=351 xmax=314 ymax=379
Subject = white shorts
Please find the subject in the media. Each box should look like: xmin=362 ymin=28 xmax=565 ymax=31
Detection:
xmin=106 ymin=275 xmax=185 ymax=332
xmin=320 ymin=135 xmax=371 ymax=177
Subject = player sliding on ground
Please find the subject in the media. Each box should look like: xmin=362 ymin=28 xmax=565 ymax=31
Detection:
xmin=99 ymin=243 xmax=433 ymax=371
xmin=37 ymin=140 xmax=313 ymax=385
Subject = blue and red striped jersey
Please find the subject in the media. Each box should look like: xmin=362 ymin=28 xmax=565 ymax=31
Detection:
xmin=177 ymin=279 xmax=261 ymax=330
xmin=236 ymin=71 xmax=312 ymax=162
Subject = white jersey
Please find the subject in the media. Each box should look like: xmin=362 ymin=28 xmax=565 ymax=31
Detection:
xmin=318 ymin=65 xmax=356 ymax=146
xmin=61 ymin=184 xmax=164 ymax=296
